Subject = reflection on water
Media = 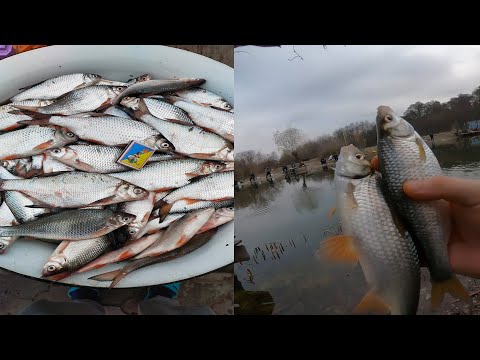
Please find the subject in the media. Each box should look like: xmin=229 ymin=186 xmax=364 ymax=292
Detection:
xmin=234 ymin=141 xmax=480 ymax=315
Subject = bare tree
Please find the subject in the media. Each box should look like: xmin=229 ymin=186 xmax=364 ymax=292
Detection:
xmin=273 ymin=127 xmax=306 ymax=158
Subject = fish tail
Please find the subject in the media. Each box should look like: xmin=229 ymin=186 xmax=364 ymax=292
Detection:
xmin=109 ymin=272 xmax=128 ymax=289
xmin=431 ymin=275 xmax=471 ymax=310
xmin=156 ymin=200 xmax=173 ymax=222
xmin=88 ymin=269 xmax=121 ymax=282
xmin=353 ymin=290 xmax=391 ymax=315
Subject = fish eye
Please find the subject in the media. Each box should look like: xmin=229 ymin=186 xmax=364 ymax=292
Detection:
xmin=215 ymin=164 xmax=222 ymax=169
xmin=66 ymin=132 xmax=75 ymax=138
xmin=355 ymin=154 xmax=364 ymax=160
xmin=115 ymin=87 xmax=124 ymax=91
xmin=141 ymin=76 xmax=148 ymax=81
xmin=161 ymin=142 xmax=170 ymax=148
xmin=228 ymin=207 xmax=234 ymax=211
xmin=52 ymin=149 xmax=61 ymax=154
xmin=123 ymin=217 xmax=130 ymax=222
xmin=385 ymin=115 xmax=393 ymax=122
xmin=47 ymin=265 xmax=56 ymax=272
xmin=128 ymin=229 xmax=136 ymax=235
xmin=133 ymin=187 xmax=143 ymax=195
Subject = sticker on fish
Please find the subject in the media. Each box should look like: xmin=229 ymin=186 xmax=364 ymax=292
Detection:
xmin=116 ymin=141 xmax=156 ymax=170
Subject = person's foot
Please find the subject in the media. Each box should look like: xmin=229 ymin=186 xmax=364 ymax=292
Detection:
xmin=68 ymin=286 xmax=101 ymax=302
xmin=144 ymin=282 xmax=181 ymax=300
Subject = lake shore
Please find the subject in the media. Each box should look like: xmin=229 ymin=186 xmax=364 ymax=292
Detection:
xmin=237 ymin=131 xmax=459 ymax=187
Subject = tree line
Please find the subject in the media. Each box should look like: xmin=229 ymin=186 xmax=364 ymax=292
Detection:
xmin=236 ymin=85 xmax=480 ymax=179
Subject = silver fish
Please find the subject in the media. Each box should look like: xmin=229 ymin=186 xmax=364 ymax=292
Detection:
xmin=0 ymin=99 xmax=55 ymax=113
xmin=143 ymin=98 xmax=193 ymax=124
xmin=171 ymin=87 xmax=233 ymax=111
xmin=14 ymin=86 xmax=125 ymax=115
xmin=0 ymin=126 xmax=78 ymax=160
xmin=0 ymin=166 xmax=50 ymax=224
xmin=0 ymin=209 xmax=135 ymax=241
xmin=112 ymin=78 xmax=205 ymax=105
xmin=121 ymin=97 xmax=233 ymax=161
xmin=152 ymin=198 xmax=234 ymax=215
xmin=376 ymin=105 xmax=469 ymax=308
xmin=133 ymin=208 xmax=214 ymax=259
xmin=97 ymin=74 xmax=152 ymax=87
xmin=10 ymin=73 xmax=103 ymax=102
xmin=109 ymin=159 xmax=226 ymax=192
xmin=0 ymin=172 xmax=149 ymax=208
xmin=90 ymin=228 xmax=217 ymax=288
xmin=318 ymin=144 xmax=420 ymax=315
xmin=102 ymin=105 xmax=133 ymax=119
xmin=18 ymin=115 xmax=174 ymax=150
xmin=134 ymin=213 xmax=185 ymax=239
xmin=42 ymin=236 xmax=111 ymax=276
xmin=45 ymin=145 xmax=179 ymax=173
xmin=0 ymin=200 xmax=19 ymax=254
xmin=156 ymin=171 xmax=234 ymax=219
xmin=164 ymin=95 xmax=234 ymax=142
xmin=119 ymin=192 xmax=155 ymax=239
xmin=197 ymin=207 xmax=234 ymax=234
xmin=0 ymin=154 xmax=74 ymax=178
xmin=77 ymin=231 xmax=163 ymax=274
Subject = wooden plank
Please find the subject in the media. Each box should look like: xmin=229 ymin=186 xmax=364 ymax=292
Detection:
xmin=168 ymin=45 xmax=233 ymax=68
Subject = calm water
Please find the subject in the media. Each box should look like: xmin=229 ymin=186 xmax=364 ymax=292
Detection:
xmin=234 ymin=139 xmax=480 ymax=315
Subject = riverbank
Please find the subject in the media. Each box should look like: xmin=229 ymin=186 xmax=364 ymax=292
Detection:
xmin=237 ymin=131 xmax=459 ymax=187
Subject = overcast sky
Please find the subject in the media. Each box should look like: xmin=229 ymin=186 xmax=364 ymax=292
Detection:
xmin=235 ymin=45 xmax=480 ymax=153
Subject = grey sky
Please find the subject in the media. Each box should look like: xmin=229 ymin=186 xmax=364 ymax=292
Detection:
xmin=235 ymin=45 xmax=480 ymax=153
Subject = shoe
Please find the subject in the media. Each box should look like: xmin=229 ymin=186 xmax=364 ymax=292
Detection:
xmin=68 ymin=286 xmax=101 ymax=302
xmin=144 ymin=282 xmax=181 ymax=300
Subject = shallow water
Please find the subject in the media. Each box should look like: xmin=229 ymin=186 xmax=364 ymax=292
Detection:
xmin=234 ymin=139 xmax=480 ymax=314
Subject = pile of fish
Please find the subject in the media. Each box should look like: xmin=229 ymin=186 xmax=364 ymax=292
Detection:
xmin=318 ymin=106 xmax=469 ymax=315
xmin=0 ymin=72 xmax=234 ymax=288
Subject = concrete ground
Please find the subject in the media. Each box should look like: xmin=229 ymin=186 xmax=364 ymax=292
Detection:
xmin=0 ymin=266 xmax=233 ymax=315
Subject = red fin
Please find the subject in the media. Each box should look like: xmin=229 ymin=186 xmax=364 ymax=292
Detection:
xmin=315 ymin=235 xmax=359 ymax=264
xmin=164 ymin=119 xmax=194 ymax=126
xmin=157 ymin=200 xmax=173 ymax=222
xmin=353 ymin=291 xmax=391 ymax=314
xmin=2 ymin=124 xmax=22 ymax=131
xmin=185 ymin=172 xmax=200 ymax=179
xmin=32 ymin=140 xmax=55 ymax=152
xmin=85 ymin=195 xmax=118 ymax=207
xmin=184 ymin=198 xmax=200 ymax=204
xmin=14 ymin=109 xmax=52 ymax=120
xmin=189 ymin=153 xmax=215 ymax=160
xmin=431 ymin=276 xmax=471 ymax=310
xmin=11 ymin=105 xmax=39 ymax=112
xmin=44 ymin=271 xmax=74 ymax=282
xmin=1 ymin=154 xmax=22 ymax=160
xmin=118 ymin=249 xmax=135 ymax=261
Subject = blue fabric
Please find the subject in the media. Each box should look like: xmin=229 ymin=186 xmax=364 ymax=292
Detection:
xmin=144 ymin=282 xmax=181 ymax=300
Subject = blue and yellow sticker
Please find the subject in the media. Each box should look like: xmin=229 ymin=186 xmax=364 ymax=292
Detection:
xmin=117 ymin=141 xmax=156 ymax=170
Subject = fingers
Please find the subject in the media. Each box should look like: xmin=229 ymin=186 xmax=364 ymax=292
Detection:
xmin=449 ymin=242 xmax=480 ymax=278
xmin=370 ymin=155 xmax=380 ymax=171
xmin=403 ymin=176 xmax=480 ymax=206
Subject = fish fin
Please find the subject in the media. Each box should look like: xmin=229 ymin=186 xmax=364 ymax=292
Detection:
xmin=11 ymin=105 xmax=39 ymax=112
xmin=110 ymin=271 xmax=128 ymax=289
xmin=189 ymin=153 xmax=215 ymax=160
xmin=157 ymin=200 xmax=173 ymax=222
xmin=346 ymin=182 xmax=358 ymax=209
xmin=211 ymin=197 xmax=232 ymax=202
xmin=85 ymin=195 xmax=118 ymax=207
xmin=44 ymin=271 xmax=74 ymax=282
xmin=415 ymin=136 xmax=426 ymax=162
xmin=118 ymin=249 xmax=136 ymax=261
xmin=32 ymin=140 xmax=55 ymax=152
xmin=2 ymin=124 xmax=23 ymax=131
xmin=316 ymin=235 xmax=358 ymax=264
xmin=431 ymin=276 xmax=471 ymax=310
xmin=22 ymin=195 xmax=55 ymax=209
xmin=163 ymin=118 xmax=193 ymax=126
xmin=353 ymin=291 xmax=391 ymax=314
xmin=328 ymin=207 xmax=336 ymax=218
xmin=1 ymin=154 xmax=23 ymax=161
xmin=95 ymin=99 xmax=113 ymax=112
xmin=73 ymin=160 xmax=96 ymax=172
xmin=185 ymin=172 xmax=200 ymax=179
xmin=88 ymin=269 xmax=121 ymax=281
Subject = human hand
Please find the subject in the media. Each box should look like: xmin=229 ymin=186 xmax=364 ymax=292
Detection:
xmin=371 ymin=155 xmax=480 ymax=278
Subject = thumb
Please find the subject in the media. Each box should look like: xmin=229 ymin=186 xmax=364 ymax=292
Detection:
xmin=403 ymin=176 xmax=480 ymax=206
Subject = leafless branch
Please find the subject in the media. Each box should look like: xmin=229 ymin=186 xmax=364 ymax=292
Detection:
xmin=288 ymin=45 xmax=304 ymax=61
xmin=234 ymin=50 xmax=254 ymax=56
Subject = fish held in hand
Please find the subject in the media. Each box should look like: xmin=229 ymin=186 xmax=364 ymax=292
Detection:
xmin=318 ymin=144 xmax=420 ymax=315
xmin=375 ymin=105 xmax=469 ymax=309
